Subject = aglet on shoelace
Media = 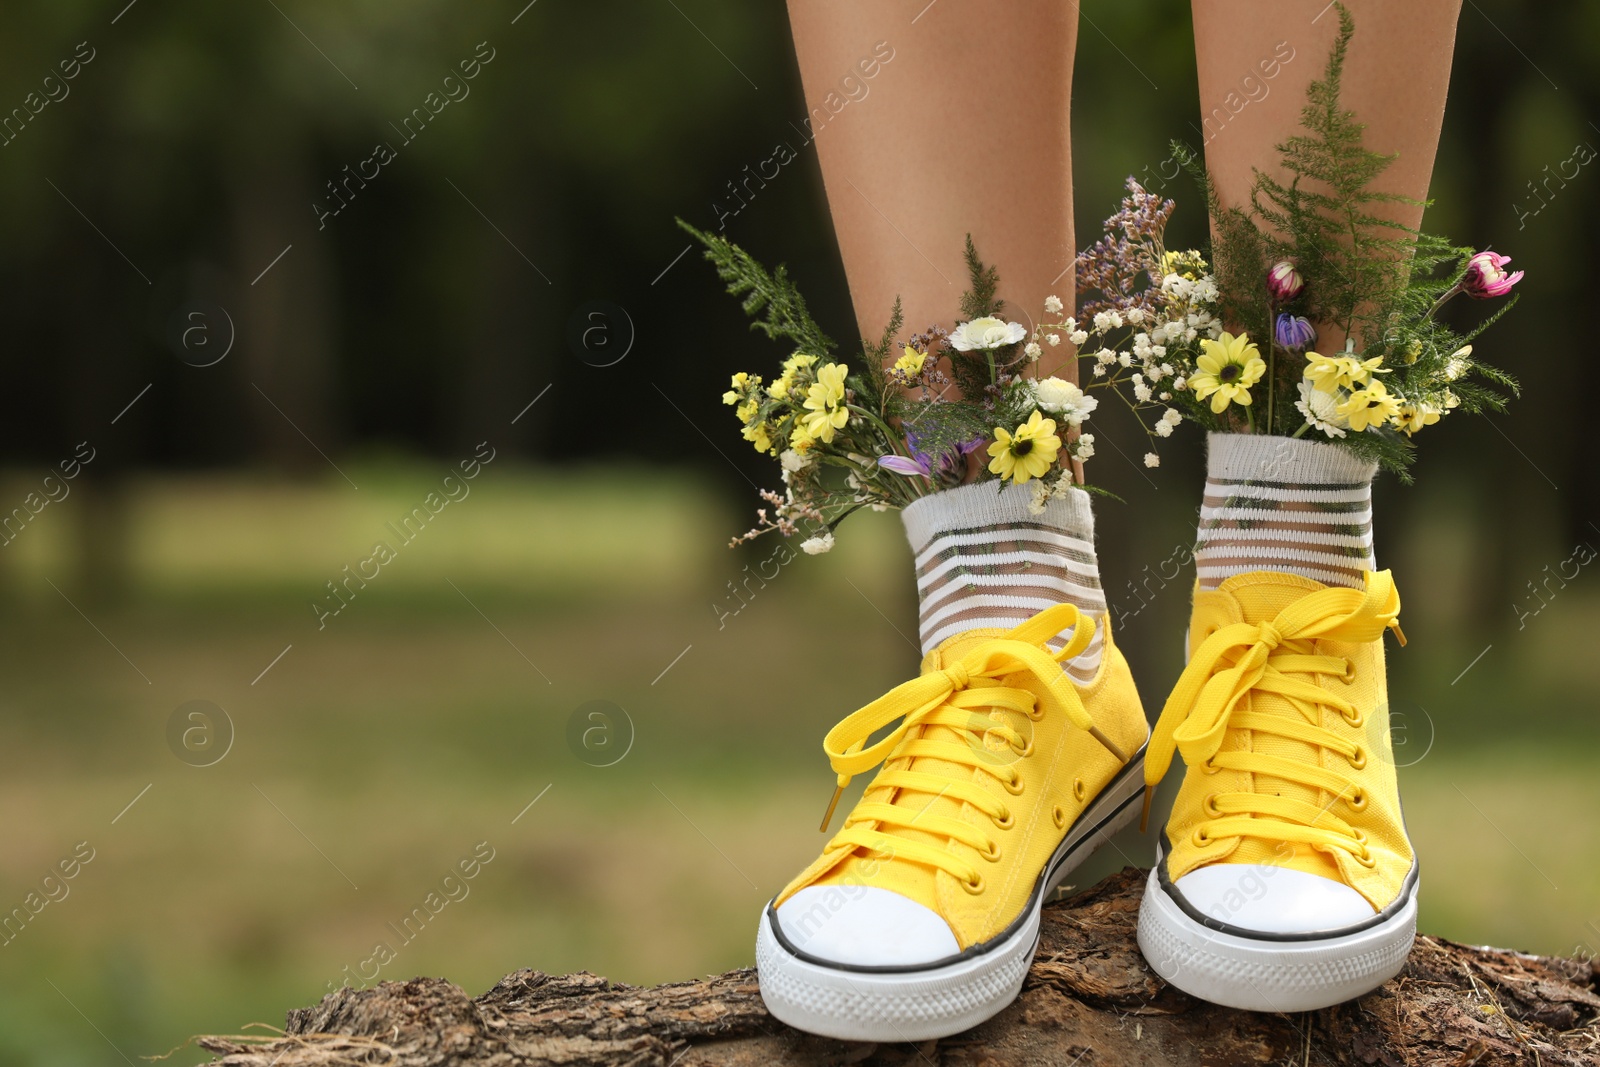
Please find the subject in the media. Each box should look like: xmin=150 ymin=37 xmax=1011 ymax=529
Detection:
xmin=1138 ymin=570 xmax=1404 ymax=858
xmin=816 ymin=603 xmax=1129 ymax=842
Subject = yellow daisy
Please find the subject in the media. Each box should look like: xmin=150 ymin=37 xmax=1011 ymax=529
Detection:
xmin=1304 ymin=352 xmax=1386 ymax=394
xmin=987 ymin=410 xmax=1061 ymax=484
xmin=801 ymin=362 xmax=850 ymax=443
xmin=1338 ymin=381 xmax=1402 ymax=433
xmin=1392 ymin=399 xmax=1441 ymax=437
xmin=1190 ymin=332 xmax=1266 ymax=414
xmin=893 ymin=345 xmax=927 ymax=377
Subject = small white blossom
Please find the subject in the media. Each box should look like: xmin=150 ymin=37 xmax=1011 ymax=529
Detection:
xmin=1092 ymin=364 xmax=1107 ymax=377
xmin=1044 ymin=294 xmax=1064 ymax=315
xmin=1161 ymin=407 xmax=1183 ymax=427
xmin=800 ymin=532 xmax=835 ymax=555
xmin=1117 ymin=352 xmax=1132 ymax=368
xmin=1028 ymin=480 xmax=1051 ymax=515
xmin=1127 ymin=307 xmax=1146 ymax=325
xmin=1144 ymin=452 xmax=1160 ymax=468
xmin=1173 ymin=376 xmax=1188 ymax=391
xmin=1134 ymin=380 xmax=1153 ymax=402
xmin=1074 ymin=433 xmax=1096 ymax=460
xmin=1154 ymin=420 xmax=1173 ymax=437
xmin=1024 ymin=341 xmax=1042 ymax=361
xmin=1047 ymin=332 xmax=1062 ymax=346
xmin=780 ymin=449 xmax=811 ymax=473
xmin=1096 ymin=348 xmax=1117 ymax=365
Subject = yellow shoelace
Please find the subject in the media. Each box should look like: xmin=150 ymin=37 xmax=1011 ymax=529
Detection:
xmin=1142 ymin=570 xmax=1404 ymax=863
xmin=816 ymin=603 xmax=1129 ymax=890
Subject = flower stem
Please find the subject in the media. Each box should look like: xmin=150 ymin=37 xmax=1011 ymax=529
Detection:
xmin=1427 ymin=282 xmax=1463 ymax=320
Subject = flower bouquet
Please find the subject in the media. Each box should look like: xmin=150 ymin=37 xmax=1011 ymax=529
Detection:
xmin=687 ymin=5 xmax=1519 ymax=551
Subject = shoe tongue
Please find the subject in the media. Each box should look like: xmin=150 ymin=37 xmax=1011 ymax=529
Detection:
xmin=1214 ymin=572 xmax=1345 ymax=882
xmin=824 ymin=629 xmax=1028 ymax=897
xmin=1217 ymin=571 xmax=1329 ymax=622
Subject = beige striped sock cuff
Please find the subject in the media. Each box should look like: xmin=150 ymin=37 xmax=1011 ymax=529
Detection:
xmin=902 ymin=481 xmax=1106 ymax=682
xmin=1195 ymin=432 xmax=1378 ymax=591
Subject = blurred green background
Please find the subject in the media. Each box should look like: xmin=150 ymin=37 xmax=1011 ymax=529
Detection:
xmin=0 ymin=1 xmax=1596 ymax=1063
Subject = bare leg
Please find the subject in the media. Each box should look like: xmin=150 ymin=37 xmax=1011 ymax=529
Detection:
xmin=785 ymin=1 xmax=1078 ymax=378
xmin=1193 ymin=0 xmax=1462 ymax=352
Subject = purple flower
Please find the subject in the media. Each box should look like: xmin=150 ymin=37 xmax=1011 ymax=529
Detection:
xmin=1275 ymin=313 xmax=1316 ymax=351
xmin=878 ymin=433 xmax=985 ymax=478
xmin=1267 ymin=260 xmax=1304 ymax=301
xmin=1462 ymin=250 xmax=1523 ymax=299
xmin=879 ymin=453 xmax=933 ymax=477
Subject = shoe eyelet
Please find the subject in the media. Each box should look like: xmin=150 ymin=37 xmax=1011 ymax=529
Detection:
xmin=992 ymin=808 xmax=1014 ymax=830
xmin=1201 ymin=758 xmax=1222 ymax=776
xmin=1051 ymin=804 xmax=1066 ymax=829
xmin=1191 ymin=828 xmax=1211 ymax=847
xmin=1340 ymin=658 xmax=1357 ymax=684
xmin=1026 ymin=702 xmax=1045 ymax=722
xmin=1346 ymin=789 xmax=1368 ymax=812
xmin=962 ymin=872 xmax=985 ymax=895
xmin=1003 ymin=774 xmax=1025 ymax=796
xmin=1348 ymin=746 xmax=1368 ymax=770
xmin=1202 ymin=793 xmax=1222 ymax=818
xmin=1011 ymin=736 xmax=1035 ymax=758
xmin=978 ymin=840 xmax=1001 ymax=862
xmin=1342 ymin=709 xmax=1365 ymax=729
xmin=1073 ymin=777 xmax=1087 ymax=802
xmin=1351 ymin=830 xmax=1377 ymax=867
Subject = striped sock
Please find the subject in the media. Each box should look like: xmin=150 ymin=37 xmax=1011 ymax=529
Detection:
xmin=901 ymin=481 xmax=1106 ymax=683
xmin=1194 ymin=432 xmax=1377 ymax=591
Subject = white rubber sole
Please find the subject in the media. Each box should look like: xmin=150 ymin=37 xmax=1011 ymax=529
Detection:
xmin=756 ymin=756 xmax=1146 ymax=1042
xmin=1136 ymin=866 xmax=1417 ymax=1012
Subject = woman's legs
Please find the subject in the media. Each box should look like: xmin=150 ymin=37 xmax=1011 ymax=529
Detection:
xmin=1188 ymin=0 xmax=1462 ymax=591
xmin=1193 ymin=0 xmax=1462 ymax=354
xmin=785 ymin=0 xmax=1078 ymax=375
xmin=787 ymin=1 xmax=1107 ymax=677
xmin=1135 ymin=2 xmax=1464 ymax=1013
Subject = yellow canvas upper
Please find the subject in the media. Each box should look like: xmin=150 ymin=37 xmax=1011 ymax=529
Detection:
xmin=1146 ymin=569 xmax=1414 ymax=911
xmin=775 ymin=604 xmax=1149 ymax=950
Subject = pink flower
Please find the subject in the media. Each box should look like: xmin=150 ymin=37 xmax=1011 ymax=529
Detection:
xmin=1462 ymin=251 xmax=1523 ymax=299
xmin=1267 ymin=260 xmax=1304 ymax=301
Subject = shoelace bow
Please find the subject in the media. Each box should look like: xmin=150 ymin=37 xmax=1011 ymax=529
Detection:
xmin=1141 ymin=570 xmax=1404 ymax=864
xmin=816 ymin=603 xmax=1129 ymax=889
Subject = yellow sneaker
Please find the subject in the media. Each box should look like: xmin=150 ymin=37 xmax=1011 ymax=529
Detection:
xmin=1136 ymin=570 xmax=1417 ymax=1012
xmin=756 ymin=604 xmax=1149 ymax=1041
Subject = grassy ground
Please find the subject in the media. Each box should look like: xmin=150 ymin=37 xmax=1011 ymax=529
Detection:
xmin=0 ymin=464 xmax=1595 ymax=1066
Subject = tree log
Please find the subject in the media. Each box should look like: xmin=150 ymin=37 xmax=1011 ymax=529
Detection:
xmin=198 ymin=868 xmax=1600 ymax=1066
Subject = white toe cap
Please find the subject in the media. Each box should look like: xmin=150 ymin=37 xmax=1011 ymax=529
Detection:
xmin=775 ymin=885 xmax=961 ymax=967
xmin=1172 ymin=864 xmax=1377 ymax=935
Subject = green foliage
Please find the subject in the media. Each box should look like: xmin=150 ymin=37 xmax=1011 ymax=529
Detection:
xmin=1174 ymin=140 xmax=1268 ymax=346
xmin=1249 ymin=5 xmax=1415 ymax=348
xmin=958 ymin=234 xmax=1003 ymax=320
xmin=678 ymin=219 xmax=835 ymax=358
xmin=1185 ymin=3 xmax=1518 ymax=475
xmin=855 ymin=296 xmax=903 ymax=416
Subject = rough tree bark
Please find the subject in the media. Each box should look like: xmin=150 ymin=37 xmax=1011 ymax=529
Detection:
xmin=198 ymin=868 xmax=1600 ymax=1066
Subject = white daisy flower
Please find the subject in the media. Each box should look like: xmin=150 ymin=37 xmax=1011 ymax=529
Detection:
xmin=1295 ymin=379 xmax=1349 ymax=438
xmin=948 ymin=317 xmax=1027 ymax=351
